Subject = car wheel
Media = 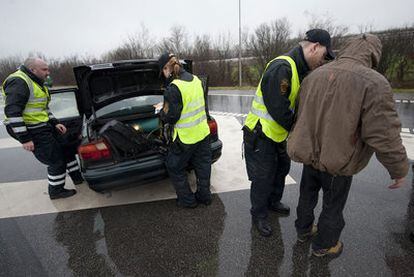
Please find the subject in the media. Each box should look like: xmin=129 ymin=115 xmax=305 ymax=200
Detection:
xmin=88 ymin=184 xmax=105 ymax=193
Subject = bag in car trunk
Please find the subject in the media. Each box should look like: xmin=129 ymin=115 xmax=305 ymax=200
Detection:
xmin=99 ymin=120 xmax=153 ymax=157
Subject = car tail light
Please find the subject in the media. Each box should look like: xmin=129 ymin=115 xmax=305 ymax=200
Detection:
xmin=208 ymin=119 xmax=218 ymax=136
xmin=78 ymin=139 xmax=112 ymax=161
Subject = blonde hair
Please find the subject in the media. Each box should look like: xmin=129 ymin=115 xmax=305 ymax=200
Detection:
xmin=166 ymin=56 xmax=182 ymax=79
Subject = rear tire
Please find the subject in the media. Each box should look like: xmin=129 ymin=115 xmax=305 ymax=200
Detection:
xmin=88 ymin=183 xmax=105 ymax=193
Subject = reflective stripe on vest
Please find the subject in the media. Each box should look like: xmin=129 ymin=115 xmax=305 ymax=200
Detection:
xmin=244 ymin=55 xmax=300 ymax=143
xmin=1 ymin=70 xmax=50 ymax=125
xmin=171 ymin=75 xmax=210 ymax=144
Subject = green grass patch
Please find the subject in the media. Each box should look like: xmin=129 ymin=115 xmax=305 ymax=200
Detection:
xmin=393 ymin=88 xmax=414 ymax=93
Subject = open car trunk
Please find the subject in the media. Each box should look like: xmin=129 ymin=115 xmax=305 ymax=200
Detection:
xmin=74 ymin=59 xmax=212 ymax=166
xmin=89 ymin=108 xmax=168 ymax=162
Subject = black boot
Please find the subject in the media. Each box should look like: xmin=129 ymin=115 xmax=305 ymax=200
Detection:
xmin=252 ymin=217 xmax=272 ymax=237
xmin=49 ymin=188 xmax=77 ymax=200
xmin=195 ymin=180 xmax=212 ymax=205
xmin=195 ymin=190 xmax=212 ymax=206
xmin=176 ymin=199 xmax=198 ymax=208
xmin=174 ymin=182 xmax=197 ymax=208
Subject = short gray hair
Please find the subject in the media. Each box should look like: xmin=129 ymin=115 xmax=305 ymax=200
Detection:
xmin=23 ymin=57 xmax=42 ymax=69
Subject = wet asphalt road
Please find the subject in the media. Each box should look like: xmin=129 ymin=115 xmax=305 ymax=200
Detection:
xmin=0 ymin=91 xmax=413 ymax=276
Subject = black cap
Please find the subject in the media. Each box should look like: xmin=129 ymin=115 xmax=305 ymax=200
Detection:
xmin=304 ymin=29 xmax=335 ymax=60
xmin=158 ymin=52 xmax=175 ymax=72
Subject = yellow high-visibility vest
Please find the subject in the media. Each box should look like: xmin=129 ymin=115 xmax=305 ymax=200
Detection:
xmin=171 ymin=75 xmax=210 ymax=144
xmin=2 ymin=70 xmax=50 ymax=125
xmin=244 ymin=56 xmax=300 ymax=142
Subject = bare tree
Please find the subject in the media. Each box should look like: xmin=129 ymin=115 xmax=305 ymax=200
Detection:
xmin=304 ymin=12 xmax=349 ymax=49
xmin=49 ymin=55 xmax=99 ymax=86
xmin=358 ymin=24 xmax=375 ymax=34
xmin=0 ymin=56 xmax=21 ymax=83
xmin=376 ymin=27 xmax=414 ymax=86
xmin=248 ymin=18 xmax=291 ymax=75
xmin=193 ymin=32 xmax=238 ymax=86
xmin=213 ymin=32 xmax=237 ymax=86
xmin=158 ymin=25 xmax=191 ymax=57
xmin=191 ymin=34 xmax=212 ymax=61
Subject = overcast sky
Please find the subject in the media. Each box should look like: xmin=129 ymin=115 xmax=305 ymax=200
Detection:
xmin=1 ymin=0 xmax=413 ymax=60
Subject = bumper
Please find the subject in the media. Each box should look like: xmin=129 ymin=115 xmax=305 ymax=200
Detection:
xmin=83 ymin=139 xmax=223 ymax=192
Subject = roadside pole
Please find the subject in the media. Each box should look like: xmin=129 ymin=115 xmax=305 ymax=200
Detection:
xmin=238 ymin=0 xmax=242 ymax=87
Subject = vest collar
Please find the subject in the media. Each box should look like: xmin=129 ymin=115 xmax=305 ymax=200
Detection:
xmin=286 ymin=46 xmax=310 ymax=81
xmin=165 ymin=69 xmax=193 ymax=86
xmin=19 ymin=65 xmax=45 ymax=88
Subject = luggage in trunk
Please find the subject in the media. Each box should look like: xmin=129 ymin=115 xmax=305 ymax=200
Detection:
xmin=99 ymin=120 xmax=153 ymax=158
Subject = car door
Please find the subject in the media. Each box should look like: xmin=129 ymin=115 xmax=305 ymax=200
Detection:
xmin=48 ymin=87 xmax=83 ymax=146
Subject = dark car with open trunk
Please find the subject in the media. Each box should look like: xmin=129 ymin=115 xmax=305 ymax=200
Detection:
xmin=48 ymin=59 xmax=222 ymax=192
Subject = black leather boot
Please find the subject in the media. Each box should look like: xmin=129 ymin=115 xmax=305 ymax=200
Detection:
xmin=176 ymin=199 xmax=198 ymax=208
xmin=49 ymin=188 xmax=77 ymax=200
xmin=252 ymin=217 xmax=272 ymax=237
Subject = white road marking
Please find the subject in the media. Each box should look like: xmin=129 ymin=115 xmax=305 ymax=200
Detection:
xmin=0 ymin=115 xmax=296 ymax=219
xmin=401 ymin=133 xmax=414 ymax=160
xmin=0 ymin=137 xmax=21 ymax=149
xmin=212 ymin=111 xmax=414 ymax=159
xmin=209 ymin=94 xmax=414 ymax=105
xmin=210 ymin=94 xmax=254 ymax=97
xmin=1 ymin=112 xmax=411 ymax=219
xmin=211 ymin=111 xmax=248 ymax=118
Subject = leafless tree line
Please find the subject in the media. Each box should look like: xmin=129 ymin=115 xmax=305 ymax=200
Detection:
xmin=0 ymin=17 xmax=413 ymax=88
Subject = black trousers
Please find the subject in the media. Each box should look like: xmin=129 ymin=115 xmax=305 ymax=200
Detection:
xmin=165 ymin=135 xmax=212 ymax=205
xmin=243 ymin=128 xmax=290 ymax=219
xmin=295 ymin=165 xmax=352 ymax=250
xmin=8 ymin=124 xmax=82 ymax=195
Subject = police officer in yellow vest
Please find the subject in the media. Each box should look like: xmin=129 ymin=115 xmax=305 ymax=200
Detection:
xmin=2 ymin=57 xmax=83 ymax=200
xmin=243 ymin=29 xmax=335 ymax=236
xmin=157 ymin=53 xmax=212 ymax=208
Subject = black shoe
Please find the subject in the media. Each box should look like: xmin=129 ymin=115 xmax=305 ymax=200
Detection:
xmin=196 ymin=198 xmax=212 ymax=206
xmin=268 ymin=201 xmax=290 ymax=215
xmin=297 ymin=224 xmax=318 ymax=243
xmin=176 ymin=200 xmax=198 ymax=209
xmin=252 ymin=217 xmax=272 ymax=237
xmin=50 ymin=188 xmax=77 ymax=200
xmin=195 ymin=193 xmax=212 ymax=206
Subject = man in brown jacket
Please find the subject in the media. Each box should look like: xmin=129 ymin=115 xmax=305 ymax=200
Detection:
xmin=287 ymin=34 xmax=409 ymax=258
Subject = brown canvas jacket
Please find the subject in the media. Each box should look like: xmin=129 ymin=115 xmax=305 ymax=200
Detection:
xmin=287 ymin=34 xmax=409 ymax=179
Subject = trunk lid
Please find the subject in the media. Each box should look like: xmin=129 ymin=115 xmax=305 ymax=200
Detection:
xmin=73 ymin=59 xmax=195 ymax=118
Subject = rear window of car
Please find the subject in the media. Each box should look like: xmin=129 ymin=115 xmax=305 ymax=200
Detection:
xmin=89 ymin=69 xmax=162 ymax=103
xmin=95 ymin=95 xmax=163 ymax=118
